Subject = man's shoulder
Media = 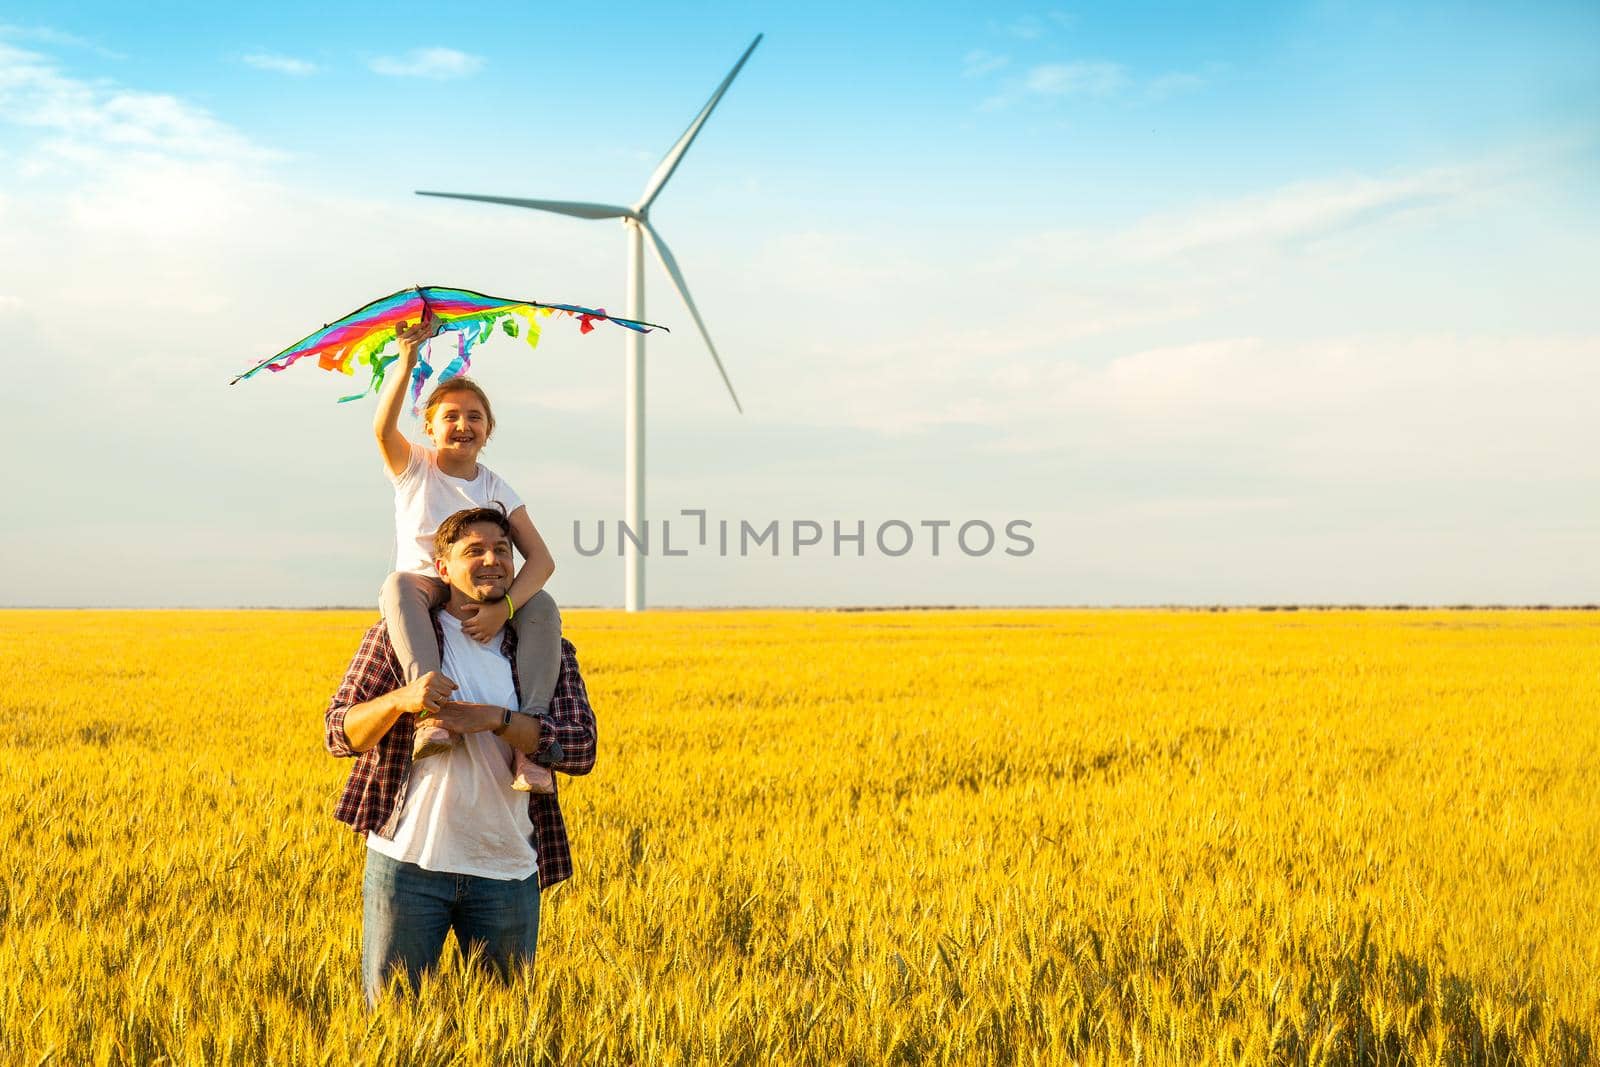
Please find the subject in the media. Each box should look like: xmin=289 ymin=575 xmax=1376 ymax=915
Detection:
xmin=330 ymin=618 xmax=403 ymax=705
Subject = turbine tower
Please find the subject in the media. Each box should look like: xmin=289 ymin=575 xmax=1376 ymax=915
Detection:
xmin=418 ymin=34 xmax=761 ymax=613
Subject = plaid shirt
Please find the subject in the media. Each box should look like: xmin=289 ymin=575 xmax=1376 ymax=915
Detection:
xmin=324 ymin=615 xmax=597 ymax=890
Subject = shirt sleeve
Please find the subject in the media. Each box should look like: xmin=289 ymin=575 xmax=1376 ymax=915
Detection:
xmin=387 ymin=441 xmax=426 ymax=490
xmin=535 ymin=639 xmax=597 ymax=776
xmin=487 ymin=470 xmax=524 ymax=519
xmin=325 ymin=623 xmax=403 ymax=757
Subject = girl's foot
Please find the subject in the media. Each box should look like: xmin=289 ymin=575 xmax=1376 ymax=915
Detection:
xmin=511 ymin=750 xmax=555 ymax=793
xmin=412 ymin=723 xmax=457 ymax=761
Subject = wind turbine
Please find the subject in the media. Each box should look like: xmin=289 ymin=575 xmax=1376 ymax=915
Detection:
xmin=417 ymin=34 xmax=761 ymax=613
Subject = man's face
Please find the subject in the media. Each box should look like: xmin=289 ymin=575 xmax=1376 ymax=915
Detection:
xmin=435 ymin=522 xmax=514 ymax=603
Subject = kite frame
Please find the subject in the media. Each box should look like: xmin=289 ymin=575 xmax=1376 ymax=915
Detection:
xmin=228 ymin=284 xmax=667 ymax=386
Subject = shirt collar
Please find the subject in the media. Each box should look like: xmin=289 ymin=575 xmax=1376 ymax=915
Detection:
xmin=430 ymin=605 xmax=518 ymax=659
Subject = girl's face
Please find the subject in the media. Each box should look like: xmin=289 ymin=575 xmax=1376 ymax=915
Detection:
xmin=425 ymin=391 xmax=491 ymax=461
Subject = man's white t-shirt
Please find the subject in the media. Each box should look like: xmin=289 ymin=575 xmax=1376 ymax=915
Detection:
xmin=366 ymin=612 xmax=538 ymax=881
xmin=391 ymin=442 xmax=524 ymax=575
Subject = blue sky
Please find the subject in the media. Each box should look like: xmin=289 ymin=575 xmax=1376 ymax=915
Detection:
xmin=17 ymin=2 xmax=1596 ymax=211
xmin=1 ymin=2 xmax=1597 ymax=606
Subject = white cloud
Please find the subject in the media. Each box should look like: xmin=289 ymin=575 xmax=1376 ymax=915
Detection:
xmin=772 ymin=325 xmax=1600 ymax=485
xmin=0 ymin=41 xmax=275 ymax=163
xmin=1053 ymin=334 xmax=1600 ymax=487
xmin=978 ymin=58 xmax=1222 ymax=110
xmin=981 ymin=60 xmax=1130 ymax=109
xmin=369 ymin=47 xmax=484 ymax=80
xmin=961 ymin=49 xmax=1009 ymax=79
xmin=1003 ymin=16 xmax=1048 ymax=40
xmin=0 ymin=22 xmax=124 ymax=59
xmin=1025 ymin=61 xmax=1128 ymax=97
xmin=710 ymin=147 xmax=1594 ymax=463
xmin=1107 ymin=167 xmax=1478 ymax=262
xmin=991 ymin=12 xmax=1074 ymax=41
xmin=242 ymin=52 xmax=316 ymax=76
xmin=972 ymin=158 xmax=1517 ymax=290
xmin=0 ymin=45 xmax=1592 ymax=604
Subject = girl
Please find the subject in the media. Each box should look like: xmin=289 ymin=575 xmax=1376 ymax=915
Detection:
xmin=374 ymin=313 xmax=561 ymax=793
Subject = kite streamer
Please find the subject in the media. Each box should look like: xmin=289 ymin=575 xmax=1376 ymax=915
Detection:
xmin=230 ymin=285 xmax=665 ymax=411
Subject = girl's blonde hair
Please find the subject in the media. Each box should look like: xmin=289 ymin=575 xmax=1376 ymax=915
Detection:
xmin=422 ymin=376 xmax=496 ymax=439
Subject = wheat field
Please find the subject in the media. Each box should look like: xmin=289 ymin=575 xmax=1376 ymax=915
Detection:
xmin=0 ymin=608 xmax=1595 ymax=1065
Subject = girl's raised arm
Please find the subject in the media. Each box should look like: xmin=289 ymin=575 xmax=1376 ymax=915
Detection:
xmin=373 ymin=318 xmax=438 ymax=478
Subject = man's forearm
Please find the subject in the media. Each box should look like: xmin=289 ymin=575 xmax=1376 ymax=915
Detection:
xmin=428 ymin=700 xmax=541 ymax=755
xmin=341 ymin=690 xmax=409 ymax=753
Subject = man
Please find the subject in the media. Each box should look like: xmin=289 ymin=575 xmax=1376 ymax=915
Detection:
xmin=324 ymin=506 xmax=598 ymax=1006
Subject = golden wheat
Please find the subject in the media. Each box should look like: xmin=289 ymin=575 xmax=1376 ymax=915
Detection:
xmin=0 ymin=608 xmax=1594 ymax=1065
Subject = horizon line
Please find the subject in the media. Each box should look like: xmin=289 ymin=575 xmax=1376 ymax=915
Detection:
xmin=1 ymin=603 xmax=1597 ymax=612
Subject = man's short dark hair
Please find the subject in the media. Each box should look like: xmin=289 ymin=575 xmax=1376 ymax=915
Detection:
xmin=434 ymin=506 xmax=511 ymax=560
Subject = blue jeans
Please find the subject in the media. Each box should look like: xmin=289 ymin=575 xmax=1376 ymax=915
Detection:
xmin=362 ymin=848 xmax=541 ymax=1007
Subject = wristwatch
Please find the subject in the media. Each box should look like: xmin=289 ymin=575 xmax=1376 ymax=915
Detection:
xmin=491 ymin=707 xmax=513 ymax=735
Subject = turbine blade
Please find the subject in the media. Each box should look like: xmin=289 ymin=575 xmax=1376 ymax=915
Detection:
xmin=641 ymin=221 xmax=743 ymax=413
xmin=417 ymin=191 xmax=635 ymax=220
xmin=634 ymin=34 xmax=763 ymax=214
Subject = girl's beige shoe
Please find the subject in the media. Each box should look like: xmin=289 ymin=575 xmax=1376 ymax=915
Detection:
xmin=412 ymin=723 xmax=457 ymax=761
xmin=511 ymin=751 xmax=555 ymax=793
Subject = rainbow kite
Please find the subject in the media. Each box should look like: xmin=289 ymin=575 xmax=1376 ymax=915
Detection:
xmin=230 ymin=285 xmax=666 ymax=410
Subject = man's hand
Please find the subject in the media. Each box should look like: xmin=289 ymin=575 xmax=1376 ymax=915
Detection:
xmin=394 ymin=670 xmax=457 ymax=718
xmin=429 ymin=700 xmax=504 ymax=735
xmin=459 ymin=598 xmax=510 ymax=644
xmin=330 ymin=669 xmax=459 ymax=754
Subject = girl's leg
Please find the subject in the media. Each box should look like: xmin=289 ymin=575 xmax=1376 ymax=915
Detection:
xmin=509 ymin=591 xmax=562 ymax=793
xmin=379 ymin=571 xmax=455 ymax=760
xmin=513 ymin=590 xmax=563 ymax=713
xmin=380 ymin=571 xmax=447 ymax=681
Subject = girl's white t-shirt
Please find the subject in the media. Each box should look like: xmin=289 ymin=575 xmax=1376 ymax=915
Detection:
xmin=391 ymin=442 xmax=524 ymax=575
xmin=366 ymin=612 xmax=538 ymax=881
